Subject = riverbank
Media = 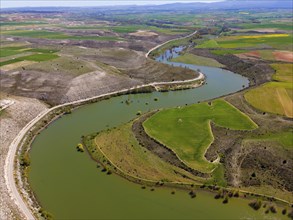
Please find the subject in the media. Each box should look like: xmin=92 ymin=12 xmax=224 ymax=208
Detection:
xmin=0 ymin=94 xmax=48 ymax=220
xmin=25 ymin=63 xmax=291 ymax=219
xmin=6 ymin=72 xmax=205 ymax=219
xmin=83 ymin=117 xmax=291 ymax=215
xmin=7 ymin=29 xmax=291 ymax=220
xmin=4 ymin=28 xmax=203 ymax=220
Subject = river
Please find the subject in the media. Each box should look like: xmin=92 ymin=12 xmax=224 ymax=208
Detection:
xmin=28 ymin=46 xmax=285 ymax=219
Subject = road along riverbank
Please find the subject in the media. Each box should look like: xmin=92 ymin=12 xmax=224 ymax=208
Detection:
xmin=4 ymin=29 xmax=202 ymax=220
xmin=5 ymin=75 xmax=205 ymax=219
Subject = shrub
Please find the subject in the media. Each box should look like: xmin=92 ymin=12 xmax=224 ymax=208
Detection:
xmin=270 ymin=206 xmax=277 ymax=213
xmin=222 ymin=196 xmax=229 ymax=204
xmin=20 ymin=153 xmax=30 ymax=167
xmin=76 ymin=143 xmax=84 ymax=152
xmin=282 ymin=209 xmax=287 ymax=215
xmin=189 ymin=190 xmax=196 ymax=198
xmin=214 ymin=194 xmax=221 ymax=199
xmin=233 ymin=191 xmax=239 ymax=197
xmin=249 ymin=199 xmax=262 ymax=210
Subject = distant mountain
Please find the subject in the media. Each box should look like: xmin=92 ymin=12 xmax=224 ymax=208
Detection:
xmin=144 ymin=1 xmax=293 ymax=10
xmin=1 ymin=0 xmax=292 ymax=13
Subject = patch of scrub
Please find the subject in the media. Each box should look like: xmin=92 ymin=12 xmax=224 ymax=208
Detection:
xmin=143 ymin=99 xmax=257 ymax=173
xmin=24 ymin=57 xmax=94 ymax=76
xmin=0 ymin=60 xmax=37 ymax=71
xmin=88 ymin=123 xmax=202 ymax=183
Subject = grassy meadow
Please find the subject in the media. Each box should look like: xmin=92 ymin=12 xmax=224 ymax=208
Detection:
xmin=237 ymin=22 xmax=293 ymax=31
xmin=143 ymin=99 xmax=257 ymax=173
xmin=171 ymin=53 xmax=224 ymax=67
xmin=245 ymin=64 xmax=293 ymax=118
xmin=90 ymin=123 xmax=201 ymax=183
xmin=248 ymin=131 xmax=293 ymax=150
xmin=1 ymin=30 xmax=124 ymax=41
xmin=196 ymin=34 xmax=292 ymax=50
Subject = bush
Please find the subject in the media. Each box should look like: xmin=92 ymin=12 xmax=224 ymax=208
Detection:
xmin=270 ymin=206 xmax=277 ymax=213
xmin=282 ymin=208 xmax=287 ymax=215
xmin=222 ymin=196 xmax=229 ymax=204
xmin=249 ymin=199 xmax=262 ymax=210
xmin=76 ymin=143 xmax=84 ymax=152
xmin=189 ymin=190 xmax=196 ymax=198
xmin=20 ymin=153 xmax=30 ymax=167
xmin=233 ymin=191 xmax=239 ymax=197
xmin=39 ymin=208 xmax=53 ymax=219
xmin=214 ymin=194 xmax=221 ymax=199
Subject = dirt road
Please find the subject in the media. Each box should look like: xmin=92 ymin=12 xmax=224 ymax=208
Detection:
xmin=4 ymin=29 xmax=201 ymax=220
xmin=145 ymin=30 xmax=197 ymax=58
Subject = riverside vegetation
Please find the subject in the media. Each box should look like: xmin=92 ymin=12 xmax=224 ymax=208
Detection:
xmin=1 ymin=2 xmax=292 ymax=220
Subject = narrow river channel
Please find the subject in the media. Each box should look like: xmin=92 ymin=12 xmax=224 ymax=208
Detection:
xmin=29 ymin=47 xmax=284 ymax=219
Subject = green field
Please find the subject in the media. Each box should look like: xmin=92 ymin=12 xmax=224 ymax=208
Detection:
xmin=196 ymin=39 xmax=220 ymax=48
xmin=245 ymin=63 xmax=293 ymax=118
xmin=248 ymin=131 xmax=293 ymax=150
xmin=0 ymin=21 xmax=47 ymax=26
xmin=27 ymin=48 xmax=59 ymax=54
xmin=196 ymin=34 xmax=292 ymax=50
xmin=238 ymin=22 xmax=293 ymax=31
xmin=143 ymin=99 xmax=257 ymax=173
xmin=2 ymin=30 xmax=123 ymax=41
xmin=64 ymin=24 xmax=191 ymax=35
xmin=0 ymin=53 xmax=59 ymax=67
xmin=271 ymin=63 xmax=293 ymax=82
xmin=0 ymin=45 xmax=60 ymax=67
xmin=171 ymin=53 xmax=224 ymax=67
xmin=0 ymin=46 xmax=30 ymax=58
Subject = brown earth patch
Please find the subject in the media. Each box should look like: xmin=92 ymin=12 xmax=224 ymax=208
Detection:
xmin=236 ymin=51 xmax=261 ymax=60
xmin=273 ymin=51 xmax=293 ymax=62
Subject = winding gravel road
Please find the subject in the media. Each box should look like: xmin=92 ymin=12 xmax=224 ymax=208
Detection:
xmin=4 ymin=30 xmax=200 ymax=220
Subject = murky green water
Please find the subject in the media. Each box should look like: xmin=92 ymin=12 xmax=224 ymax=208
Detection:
xmin=29 ymin=48 xmax=287 ymax=219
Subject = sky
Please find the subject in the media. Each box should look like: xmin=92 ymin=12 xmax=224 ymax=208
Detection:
xmin=0 ymin=0 xmax=224 ymax=8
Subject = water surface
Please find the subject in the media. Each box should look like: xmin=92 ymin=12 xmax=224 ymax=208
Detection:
xmin=29 ymin=47 xmax=284 ymax=219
